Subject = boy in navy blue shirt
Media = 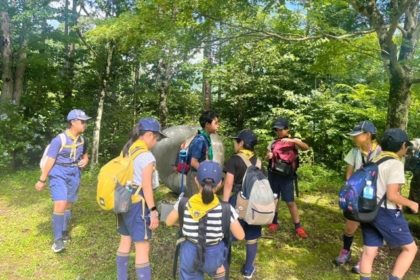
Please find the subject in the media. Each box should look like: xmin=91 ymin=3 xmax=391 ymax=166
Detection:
xmin=359 ymin=129 xmax=418 ymax=280
xmin=185 ymin=111 xmax=219 ymax=196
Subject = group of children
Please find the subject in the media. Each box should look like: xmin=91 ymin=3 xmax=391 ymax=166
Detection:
xmin=35 ymin=109 xmax=418 ymax=280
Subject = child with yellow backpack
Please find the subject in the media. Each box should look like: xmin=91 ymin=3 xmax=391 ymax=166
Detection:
xmin=98 ymin=118 xmax=166 ymax=280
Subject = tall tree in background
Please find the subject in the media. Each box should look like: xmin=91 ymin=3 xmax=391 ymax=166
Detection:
xmin=350 ymin=0 xmax=420 ymax=129
xmin=1 ymin=6 xmax=14 ymax=103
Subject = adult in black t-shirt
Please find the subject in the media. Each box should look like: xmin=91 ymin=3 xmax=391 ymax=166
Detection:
xmin=223 ymin=129 xmax=260 ymax=279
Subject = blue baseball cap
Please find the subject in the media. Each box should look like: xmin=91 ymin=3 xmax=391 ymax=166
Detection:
xmin=137 ymin=117 xmax=168 ymax=138
xmin=197 ymin=161 xmax=223 ymax=187
xmin=348 ymin=121 xmax=377 ymax=136
xmin=67 ymin=109 xmax=91 ymax=121
xmin=230 ymin=129 xmax=258 ymax=148
xmin=382 ymin=128 xmax=413 ymax=146
xmin=273 ymin=117 xmax=289 ymax=130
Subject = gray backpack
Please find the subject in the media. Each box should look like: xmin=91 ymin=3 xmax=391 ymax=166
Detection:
xmin=235 ymin=154 xmax=277 ymax=225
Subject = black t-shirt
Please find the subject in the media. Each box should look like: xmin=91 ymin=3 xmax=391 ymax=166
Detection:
xmin=224 ymin=154 xmax=258 ymax=193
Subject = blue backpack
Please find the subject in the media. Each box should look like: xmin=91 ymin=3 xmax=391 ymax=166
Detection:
xmin=339 ymin=156 xmax=393 ymax=223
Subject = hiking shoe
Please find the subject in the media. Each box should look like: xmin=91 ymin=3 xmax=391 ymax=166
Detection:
xmin=352 ymin=262 xmax=360 ymax=274
xmin=51 ymin=239 xmax=65 ymax=253
xmin=295 ymin=227 xmax=308 ymax=239
xmin=335 ymin=249 xmax=351 ymax=265
xmin=62 ymin=231 xmax=70 ymax=245
xmin=268 ymin=223 xmax=279 ymax=233
xmin=242 ymin=266 xmax=255 ymax=279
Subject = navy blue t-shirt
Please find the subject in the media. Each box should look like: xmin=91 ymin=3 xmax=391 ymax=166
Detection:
xmin=187 ymin=133 xmax=210 ymax=170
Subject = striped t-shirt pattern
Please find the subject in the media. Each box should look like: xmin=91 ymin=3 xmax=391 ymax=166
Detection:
xmin=174 ymin=202 xmax=238 ymax=244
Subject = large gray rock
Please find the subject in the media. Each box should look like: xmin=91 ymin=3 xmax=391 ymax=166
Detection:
xmin=152 ymin=125 xmax=225 ymax=194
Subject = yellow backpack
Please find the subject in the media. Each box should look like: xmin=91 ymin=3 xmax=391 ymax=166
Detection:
xmin=96 ymin=141 xmax=148 ymax=211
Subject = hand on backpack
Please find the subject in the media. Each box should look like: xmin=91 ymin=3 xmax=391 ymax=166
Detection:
xmin=78 ymin=158 xmax=89 ymax=168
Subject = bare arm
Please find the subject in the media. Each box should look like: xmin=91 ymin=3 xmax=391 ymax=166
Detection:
xmin=166 ymin=209 xmax=179 ymax=226
xmin=294 ymin=139 xmax=309 ymax=151
xmin=223 ymin=173 xmax=235 ymax=202
xmin=345 ymin=165 xmax=354 ymax=180
xmin=190 ymin=157 xmax=200 ymax=170
xmin=35 ymin=157 xmax=56 ymax=191
xmin=142 ymin=163 xmax=159 ymax=230
xmin=387 ymin=184 xmax=419 ymax=213
xmin=230 ymin=220 xmax=245 ymax=240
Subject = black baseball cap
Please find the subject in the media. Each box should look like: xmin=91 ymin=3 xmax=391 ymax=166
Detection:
xmin=382 ymin=128 xmax=413 ymax=146
xmin=230 ymin=129 xmax=258 ymax=148
xmin=273 ymin=117 xmax=289 ymax=130
xmin=348 ymin=121 xmax=377 ymax=136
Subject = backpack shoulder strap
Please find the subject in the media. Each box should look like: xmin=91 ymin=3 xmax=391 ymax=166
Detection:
xmin=178 ymin=197 xmax=189 ymax=231
xmin=58 ymin=133 xmax=66 ymax=152
xmin=220 ymin=201 xmax=231 ymax=239
xmin=236 ymin=153 xmax=252 ymax=168
xmin=375 ymin=156 xmax=394 ymax=166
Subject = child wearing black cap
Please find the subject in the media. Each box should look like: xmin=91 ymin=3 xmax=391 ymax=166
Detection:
xmin=266 ymin=117 xmax=309 ymax=238
xmin=359 ymin=128 xmax=418 ymax=280
xmin=167 ymin=161 xmax=244 ymax=280
xmin=335 ymin=120 xmax=382 ymax=272
xmin=223 ymin=129 xmax=262 ymax=279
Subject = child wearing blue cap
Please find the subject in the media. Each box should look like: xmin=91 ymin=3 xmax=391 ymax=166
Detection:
xmin=166 ymin=161 xmax=245 ymax=280
xmin=359 ymin=128 xmax=418 ymax=280
xmin=115 ymin=117 xmax=166 ymax=280
xmin=335 ymin=121 xmax=382 ymax=272
xmin=35 ymin=109 xmax=91 ymax=253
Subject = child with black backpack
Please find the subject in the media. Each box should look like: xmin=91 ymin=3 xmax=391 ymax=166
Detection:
xmin=266 ymin=117 xmax=309 ymax=238
xmin=223 ymin=129 xmax=265 ymax=279
xmin=166 ymin=161 xmax=244 ymax=280
xmin=358 ymin=128 xmax=418 ymax=280
xmin=335 ymin=121 xmax=382 ymax=273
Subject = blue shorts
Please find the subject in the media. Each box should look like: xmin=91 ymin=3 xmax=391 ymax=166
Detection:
xmin=49 ymin=165 xmax=81 ymax=202
xmin=180 ymin=240 xmax=227 ymax=280
xmin=229 ymin=195 xmax=262 ymax=240
xmin=268 ymin=172 xmax=295 ymax=203
xmin=361 ymin=207 xmax=414 ymax=248
xmin=117 ymin=202 xmax=151 ymax=242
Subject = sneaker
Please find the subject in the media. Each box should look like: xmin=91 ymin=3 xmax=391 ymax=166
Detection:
xmin=295 ymin=227 xmax=308 ymax=239
xmin=352 ymin=262 xmax=360 ymax=274
xmin=62 ymin=231 xmax=70 ymax=245
xmin=334 ymin=249 xmax=351 ymax=265
xmin=51 ymin=239 xmax=65 ymax=253
xmin=268 ymin=223 xmax=279 ymax=233
xmin=242 ymin=266 xmax=255 ymax=279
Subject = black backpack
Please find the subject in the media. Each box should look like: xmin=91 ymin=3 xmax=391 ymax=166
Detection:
xmin=172 ymin=197 xmax=232 ymax=279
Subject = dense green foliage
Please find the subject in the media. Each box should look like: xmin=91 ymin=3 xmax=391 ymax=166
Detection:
xmin=0 ymin=0 xmax=419 ymax=170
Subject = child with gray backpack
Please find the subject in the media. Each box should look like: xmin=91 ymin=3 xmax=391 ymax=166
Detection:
xmin=223 ymin=129 xmax=277 ymax=279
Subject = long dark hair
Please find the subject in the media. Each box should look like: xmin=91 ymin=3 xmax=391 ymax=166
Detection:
xmin=201 ymin=179 xmax=215 ymax=204
xmin=122 ymin=125 xmax=146 ymax=157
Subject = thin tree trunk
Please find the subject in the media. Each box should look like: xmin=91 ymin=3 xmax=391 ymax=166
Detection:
xmin=0 ymin=11 xmax=14 ymax=103
xmin=157 ymin=59 xmax=169 ymax=127
xmin=92 ymin=42 xmax=113 ymax=166
xmin=13 ymin=36 xmax=27 ymax=105
xmin=202 ymin=40 xmax=212 ymax=111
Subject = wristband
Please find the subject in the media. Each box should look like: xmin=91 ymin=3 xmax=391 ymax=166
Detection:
xmin=39 ymin=179 xmax=47 ymax=183
xmin=149 ymin=206 xmax=157 ymax=212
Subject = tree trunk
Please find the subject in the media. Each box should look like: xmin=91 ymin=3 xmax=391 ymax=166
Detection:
xmin=0 ymin=11 xmax=14 ymax=103
xmin=62 ymin=0 xmax=78 ymax=113
xmin=202 ymin=40 xmax=212 ymax=111
xmin=13 ymin=37 xmax=27 ymax=105
xmin=157 ymin=59 xmax=169 ymax=127
xmin=92 ymin=42 xmax=114 ymax=166
xmin=386 ymin=69 xmax=411 ymax=129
